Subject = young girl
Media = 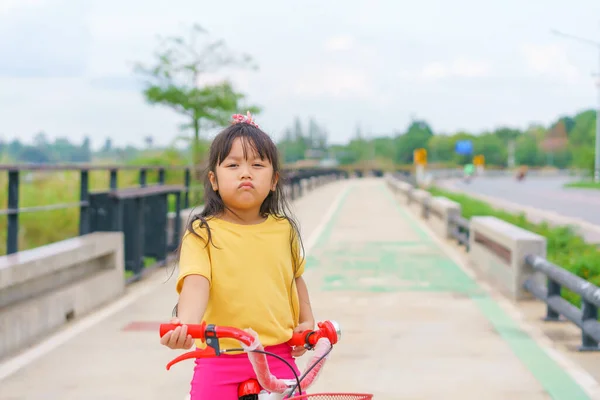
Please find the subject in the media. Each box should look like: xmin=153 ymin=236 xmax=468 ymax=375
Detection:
xmin=160 ymin=112 xmax=315 ymax=399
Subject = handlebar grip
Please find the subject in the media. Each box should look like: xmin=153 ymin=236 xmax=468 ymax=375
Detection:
xmin=287 ymin=320 xmax=341 ymax=348
xmin=159 ymin=323 xmax=205 ymax=339
xmin=288 ymin=331 xmax=307 ymax=347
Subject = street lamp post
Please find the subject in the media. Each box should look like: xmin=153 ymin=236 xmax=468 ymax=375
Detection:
xmin=551 ymin=29 xmax=600 ymax=182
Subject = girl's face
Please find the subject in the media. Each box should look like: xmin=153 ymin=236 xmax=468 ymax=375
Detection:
xmin=208 ymin=137 xmax=278 ymax=213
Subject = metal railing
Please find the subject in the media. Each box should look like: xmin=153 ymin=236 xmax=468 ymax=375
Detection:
xmin=1 ymin=164 xmax=349 ymax=257
xmin=1 ymin=164 xmax=192 ymax=255
xmin=449 ymin=214 xmax=470 ymax=250
xmin=524 ymin=255 xmax=600 ymax=350
xmin=393 ymin=171 xmax=470 ymax=249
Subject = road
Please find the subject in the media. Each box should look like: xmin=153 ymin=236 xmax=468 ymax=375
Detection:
xmin=443 ymin=176 xmax=600 ymax=227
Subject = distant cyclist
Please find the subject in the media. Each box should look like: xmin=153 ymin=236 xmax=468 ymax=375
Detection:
xmin=516 ymin=165 xmax=528 ymax=181
xmin=463 ymin=163 xmax=475 ymax=183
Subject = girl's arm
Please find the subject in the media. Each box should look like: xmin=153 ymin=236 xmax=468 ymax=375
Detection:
xmin=161 ymin=275 xmax=209 ymax=350
xmin=178 ymin=275 xmax=210 ymax=324
xmin=291 ymin=276 xmax=315 ymax=357
xmin=295 ymin=276 xmax=315 ymax=328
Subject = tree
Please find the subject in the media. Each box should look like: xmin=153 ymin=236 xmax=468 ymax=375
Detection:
xmin=33 ymin=132 xmax=49 ymax=148
xmin=427 ymin=134 xmax=455 ymax=163
xmin=541 ymin=120 xmax=569 ymax=153
xmin=394 ymin=119 xmax=434 ymax=164
xmin=493 ymin=127 xmax=521 ymax=144
xmin=101 ymin=138 xmax=113 ymax=153
xmin=474 ymin=133 xmax=506 ymax=166
xmin=134 ymin=24 xmax=261 ymax=169
xmin=515 ymin=132 xmax=543 ymax=166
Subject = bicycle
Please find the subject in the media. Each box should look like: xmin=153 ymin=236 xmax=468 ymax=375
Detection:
xmin=159 ymin=320 xmax=373 ymax=400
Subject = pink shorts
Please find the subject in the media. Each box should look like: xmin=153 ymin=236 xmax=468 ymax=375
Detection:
xmin=189 ymin=343 xmax=300 ymax=399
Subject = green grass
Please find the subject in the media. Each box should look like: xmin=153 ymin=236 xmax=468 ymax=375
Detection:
xmin=428 ymin=186 xmax=600 ymax=308
xmin=563 ymin=180 xmax=600 ymax=190
xmin=124 ymin=257 xmax=159 ymax=280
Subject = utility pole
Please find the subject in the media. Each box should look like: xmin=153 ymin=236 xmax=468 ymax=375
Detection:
xmin=596 ymin=69 xmax=600 ymax=182
xmin=551 ymin=28 xmax=600 ymax=182
xmin=508 ymin=139 xmax=516 ymax=169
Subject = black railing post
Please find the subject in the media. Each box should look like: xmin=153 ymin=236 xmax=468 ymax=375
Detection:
xmin=110 ymin=169 xmax=118 ymax=190
xmin=544 ymin=279 xmax=561 ymax=321
xmin=158 ymin=168 xmax=166 ymax=185
xmin=184 ymin=168 xmax=191 ymax=209
xmin=130 ymin=195 xmax=145 ymax=280
xmin=139 ymin=168 xmax=147 ymax=187
xmin=291 ymin=179 xmax=297 ymax=200
xmin=79 ymin=169 xmax=90 ymax=235
xmin=173 ymin=191 xmax=182 ymax=250
xmin=7 ymin=170 xmax=19 ymax=254
xmin=580 ymin=299 xmax=599 ymax=351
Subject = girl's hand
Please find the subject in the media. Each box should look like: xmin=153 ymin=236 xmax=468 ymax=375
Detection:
xmin=160 ymin=317 xmax=194 ymax=350
xmin=291 ymin=320 xmax=314 ymax=357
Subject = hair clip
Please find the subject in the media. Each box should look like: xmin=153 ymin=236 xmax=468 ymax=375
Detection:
xmin=231 ymin=111 xmax=259 ymax=128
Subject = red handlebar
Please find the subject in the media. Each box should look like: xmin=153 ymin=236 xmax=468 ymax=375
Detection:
xmin=159 ymin=321 xmax=255 ymax=347
xmin=159 ymin=320 xmax=340 ymax=370
xmin=287 ymin=320 xmax=340 ymax=348
xmin=159 ymin=321 xmax=206 ymax=339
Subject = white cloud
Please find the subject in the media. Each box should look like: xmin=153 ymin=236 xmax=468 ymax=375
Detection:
xmin=520 ymin=43 xmax=581 ymax=83
xmin=418 ymin=58 xmax=491 ymax=81
xmin=0 ymin=0 xmax=90 ymax=77
xmin=2 ymin=0 xmax=599 ymax=147
xmin=323 ymin=35 xmax=355 ymax=52
xmin=0 ymin=75 xmax=184 ymax=147
xmin=289 ymin=65 xmax=373 ymax=98
xmin=0 ymin=0 xmax=47 ymax=15
xmin=420 ymin=62 xmax=448 ymax=80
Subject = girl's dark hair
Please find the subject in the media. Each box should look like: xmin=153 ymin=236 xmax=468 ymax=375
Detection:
xmin=173 ymin=121 xmax=305 ymax=319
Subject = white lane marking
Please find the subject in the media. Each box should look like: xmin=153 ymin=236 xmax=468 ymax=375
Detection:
xmin=303 ymin=182 xmax=351 ymax=254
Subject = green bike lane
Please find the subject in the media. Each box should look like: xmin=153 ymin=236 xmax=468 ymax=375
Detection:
xmin=300 ymin=178 xmax=594 ymax=400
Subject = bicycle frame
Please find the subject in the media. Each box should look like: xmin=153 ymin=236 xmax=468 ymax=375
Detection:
xmin=159 ymin=320 xmax=341 ymax=399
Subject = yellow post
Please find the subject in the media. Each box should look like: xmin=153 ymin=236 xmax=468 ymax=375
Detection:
xmin=413 ymin=148 xmax=427 ymax=166
xmin=473 ymin=154 xmax=485 ymax=176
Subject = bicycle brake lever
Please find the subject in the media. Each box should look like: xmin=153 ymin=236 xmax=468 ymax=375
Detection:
xmin=164 ymin=324 xmax=223 ymax=370
xmin=165 ymin=347 xmax=218 ymax=370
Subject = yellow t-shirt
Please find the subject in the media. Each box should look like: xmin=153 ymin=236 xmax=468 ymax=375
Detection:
xmin=176 ymin=214 xmax=305 ymax=351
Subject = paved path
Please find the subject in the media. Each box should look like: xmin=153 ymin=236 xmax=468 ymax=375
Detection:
xmin=0 ymin=178 xmax=597 ymax=399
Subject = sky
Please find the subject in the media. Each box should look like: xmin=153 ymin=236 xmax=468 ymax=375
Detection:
xmin=1 ymin=0 xmax=600 ymax=149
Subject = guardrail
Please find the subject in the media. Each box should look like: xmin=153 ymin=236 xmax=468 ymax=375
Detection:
xmin=386 ymin=172 xmax=599 ymax=351
xmin=394 ymin=172 xmax=470 ymax=249
xmin=0 ymin=164 xmax=193 ymax=256
xmin=449 ymin=214 xmax=470 ymax=249
xmin=524 ymin=255 xmax=600 ymax=350
xmin=1 ymin=164 xmax=349 ymax=256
